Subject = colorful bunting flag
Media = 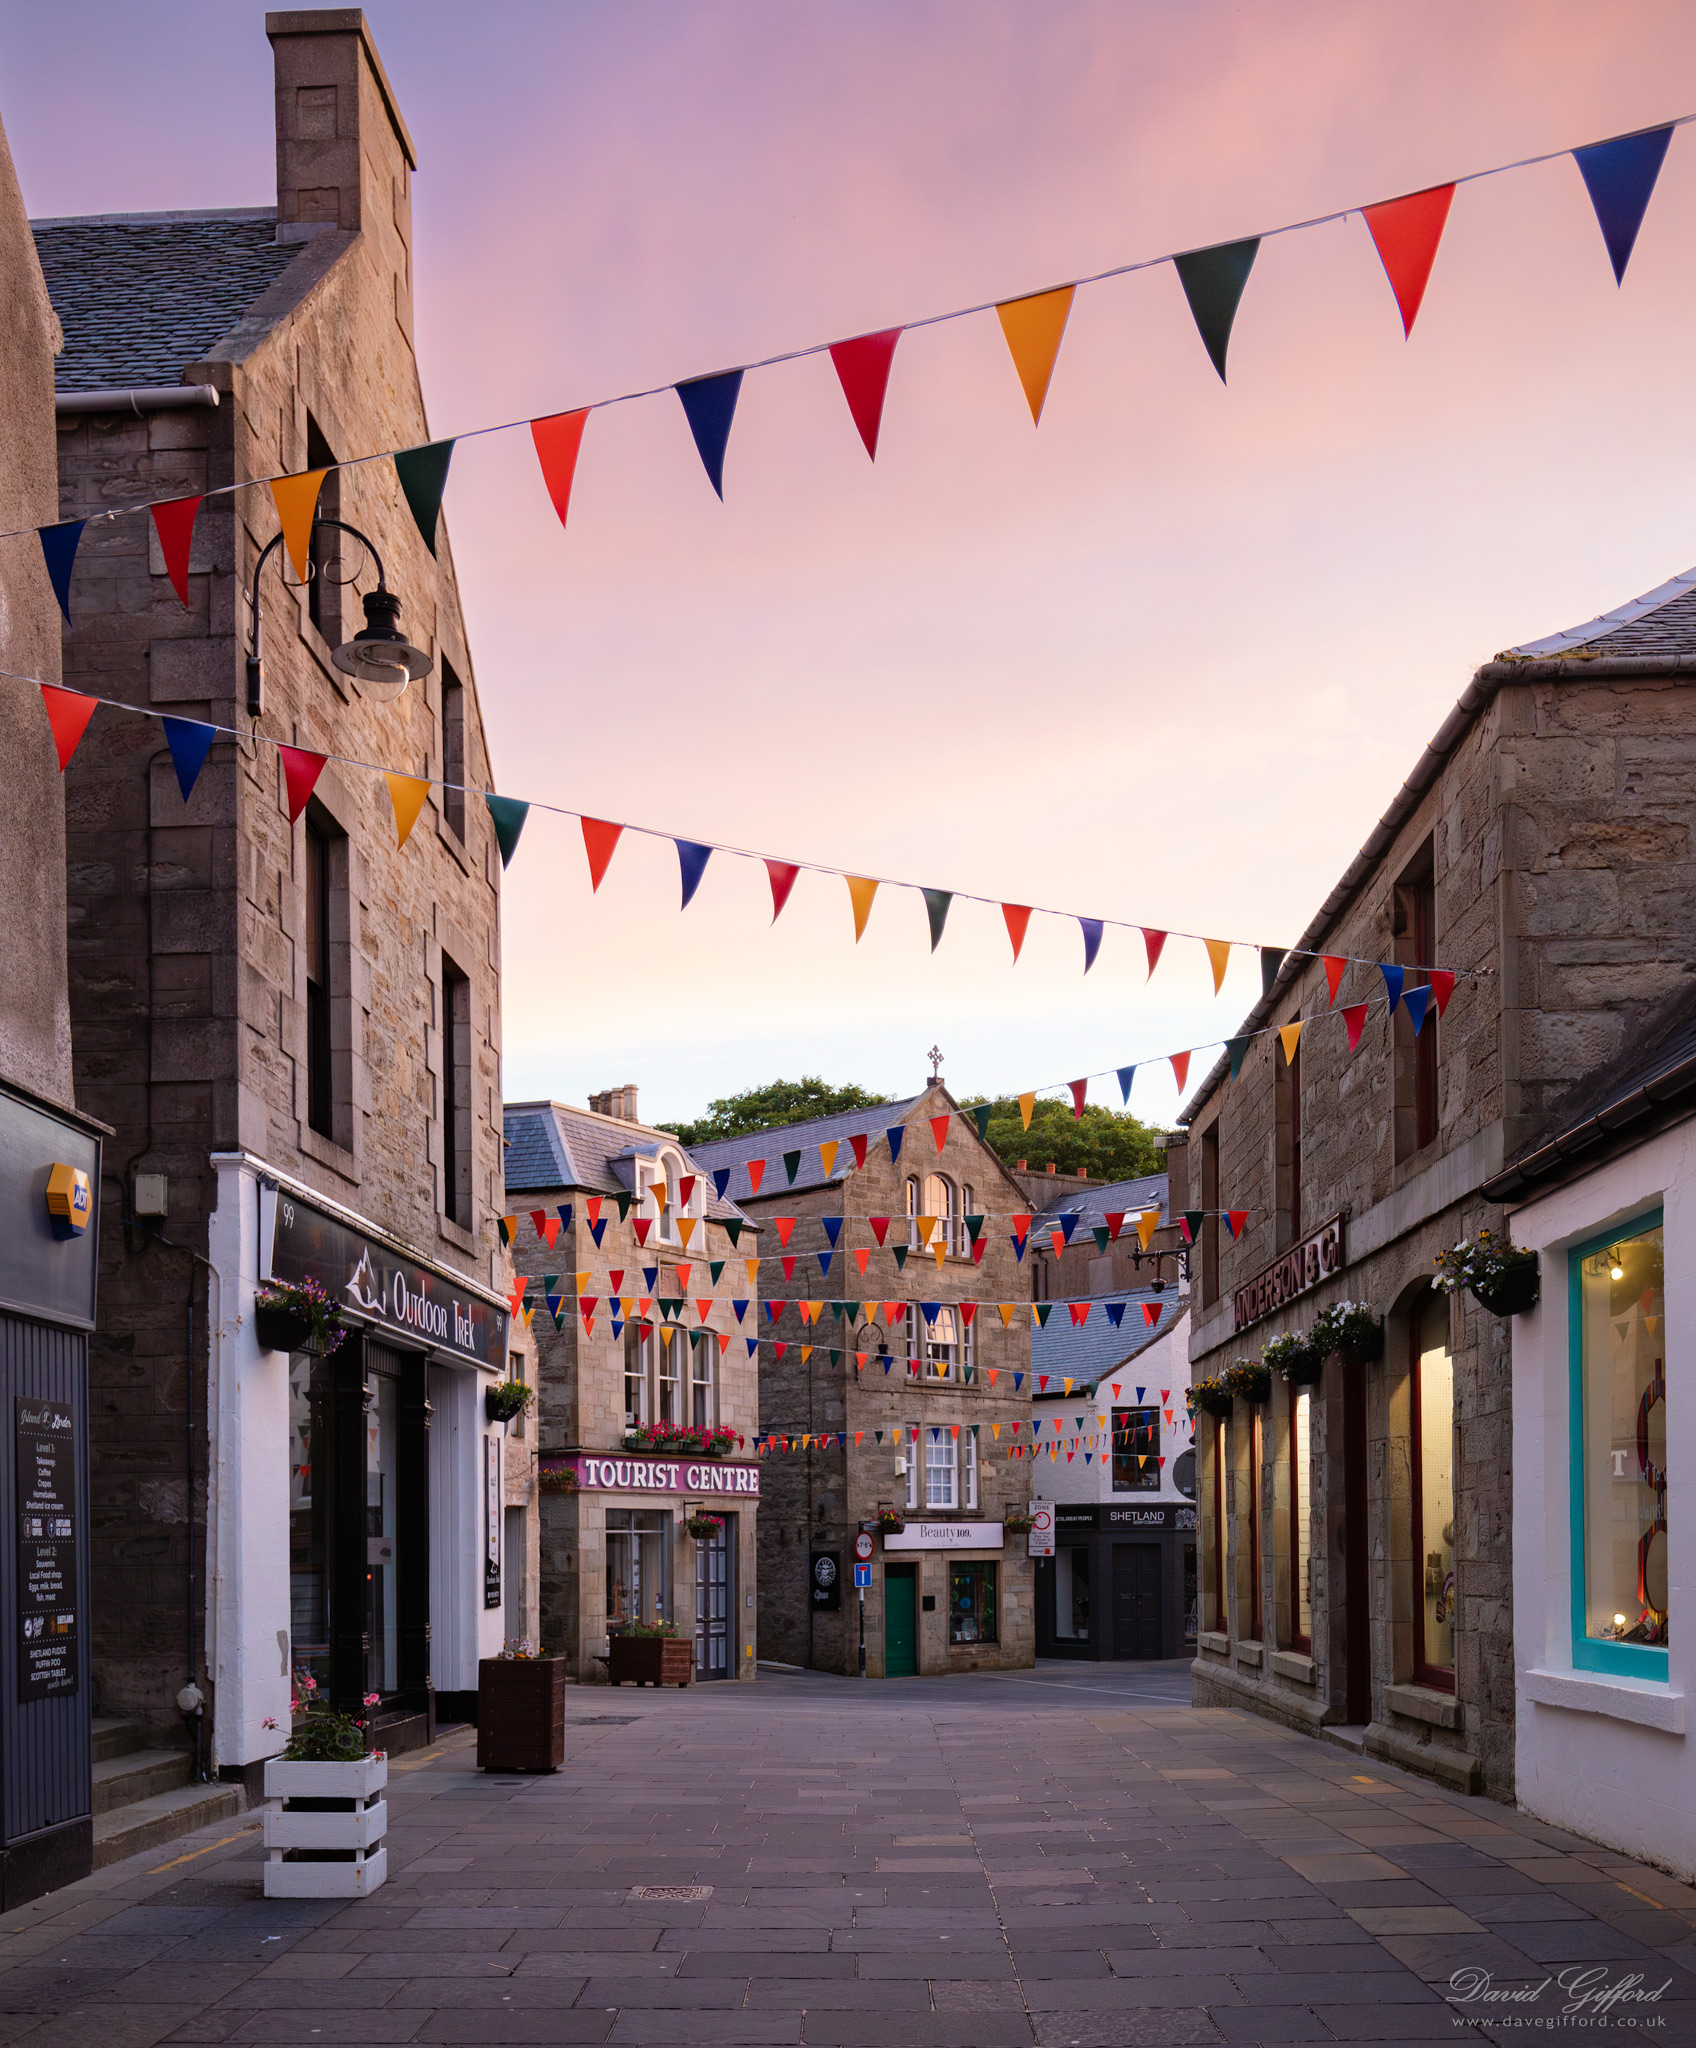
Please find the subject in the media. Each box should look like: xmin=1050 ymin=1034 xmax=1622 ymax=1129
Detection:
xmin=1136 ymin=1208 xmax=1160 ymax=1251
xmin=887 ymin=1125 xmax=905 ymax=1164
xmin=1069 ymin=1078 xmax=1087 ymax=1120
xmin=1362 ymin=184 xmax=1455 ymax=336
xmin=1323 ymin=954 xmax=1347 ymax=1005
xmin=1402 ymin=983 xmax=1432 ymax=1034
xmin=923 ymin=888 xmax=952 ymax=952
xmin=677 ymin=839 xmax=713 ymax=909
xmin=1380 ymin=962 xmax=1405 ymax=1015
xmin=39 ymin=686 xmax=97 ymax=772
xmin=1226 ymin=1036 xmax=1250 ymax=1080
xmin=1430 ymin=969 xmax=1456 ymax=1016
xmin=995 ymin=285 xmax=1075 ymax=424
xmin=820 ymin=1143 xmax=839 ymax=1180
xmin=1018 ymin=1092 xmax=1035 ymax=1131
xmin=930 ymin=1114 xmax=950 ymax=1152
xmin=151 ymin=496 xmax=201 ymax=607
xmin=676 ymin=369 xmax=743 ymax=498
xmin=829 ymin=327 xmax=902 ymax=459
xmin=971 ymin=1104 xmax=992 ymax=1142
xmin=1278 ymin=1020 xmax=1303 ymax=1067
xmin=847 ymin=874 xmax=878 ymax=941
xmin=385 ymin=772 xmax=431 ymax=850
xmin=393 ymin=439 xmax=454 ymax=555
xmin=1574 ymin=124 xmax=1674 ymax=284
xmin=1142 ymin=928 xmax=1167 ymax=979
xmin=1182 ymin=1210 xmax=1202 ymax=1242
xmin=530 ymin=409 xmax=588 ymax=528
xmin=1205 ymin=937 xmax=1231 ymax=995
xmin=850 ymin=1135 xmax=869 ymax=1170
xmin=1115 ymin=1065 xmax=1135 ymax=1106
xmin=160 ymin=716 xmax=215 ymax=802
xmin=38 ymin=520 xmax=86 ymax=625
xmin=783 ymin=1150 xmax=801 ymax=1186
xmin=1079 ymin=917 xmax=1103 ymax=973
xmin=766 ymin=860 xmax=799 ymax=923
xmin=1170 ymin=1050 xmax=1190 ymax=1091
xmin=1173 ymin=238 xmax=1259 ymax=382
xmin=279 ymin=745 xmax=326 ymax=824
xmin=581 ymin=817 xmax=622 ymax=892
xmin=747 ymin=1159 xmax=766 ymax=1195
xmin=1342 ymin=1001 xmax=1369 ymax=1052
xmin=486 ymin=794 xmax=528 ymax=868
xmin=270 ymin=470 xmax=327 ymax=580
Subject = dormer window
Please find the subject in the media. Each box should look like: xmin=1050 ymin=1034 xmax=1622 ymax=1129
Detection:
xmin=639 ymin=1148 xmax=705 ymax=1248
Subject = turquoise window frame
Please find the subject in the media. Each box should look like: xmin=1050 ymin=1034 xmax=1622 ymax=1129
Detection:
xmin=1568 ymin=1206 xmax=1668 ymax=1681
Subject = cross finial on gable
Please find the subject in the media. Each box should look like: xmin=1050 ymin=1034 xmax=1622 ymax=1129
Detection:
xmin=927 ymin=1045 xmax=943 ymax=1083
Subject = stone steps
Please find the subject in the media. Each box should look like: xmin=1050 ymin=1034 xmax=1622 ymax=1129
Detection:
xmin=87 ymin=1713 xmax=246 ymax=1870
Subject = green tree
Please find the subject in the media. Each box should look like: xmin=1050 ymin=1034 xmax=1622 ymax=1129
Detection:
xmin=662 ymin=1077 xmax=889 ymax=1149
xmin=968 ymin=1095 xmax=1166 ymax=1184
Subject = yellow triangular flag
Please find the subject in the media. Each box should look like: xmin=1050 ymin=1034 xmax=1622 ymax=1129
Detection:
xmin=1031 ymin=1304 xmax=1042 ymax=1328
xmin=916 ymin=1214 xmax=936 ymax=1246
xmin=270 ymin=469 xmax=328 ymax=580
xmin=800 ymin=1346 xmax=812 ymax=1364
xmin=649 ymin=1181 xmax=666 ymax=1209
xmin=678 ymin=1215 xmax=697 ymax=1247
xmin=820 ymin=1140 xmax=838 ymax=1178
xmin=385 ymin=772 xmax=430 ymax=850
xmin=1063 ymin=1377 xmax=1073 ymax=1394
xmin=1205 ymin=937 xmax=1231 ymax=995
xmin=745 ymin=1259 xmax=761 ymax=1285
xmin=996 ymin=285 xmax=1076 ymax=425
xmin=1279 ymin=1020 xmax=1304 ymax=1066
xmin=1137 ymin=1207 xmax=1160 ymax=1251
xmin=658 ymin=1324 xmax=673 ymax=1346
xmin=575 ymin=1271 xmax=590 ymax=1294
xmin=847 ymin=874 xmax=878 ymax=941
xmin=1018 ymin=1092 xmax=1035 ymax=1131
xmin=998 ymin=1303 xmax=1016 ymax=1327
xmin=933 ymin=1242 xmax=947 ymax=1267
xmin=619 ymin=1296 xmax=635 ymax=1317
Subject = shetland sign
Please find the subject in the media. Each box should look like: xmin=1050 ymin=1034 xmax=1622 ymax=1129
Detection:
xmin=1232 ymin=1214 xmax=1344 ymax=1331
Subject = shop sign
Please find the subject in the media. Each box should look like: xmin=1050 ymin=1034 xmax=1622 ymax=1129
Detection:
xmin=882 ymin=1522 xmax=1003 ymax=1551
xmin=268 ymin=1190 xmax=506 ymax=1366
xmin=484 ymin=1434 xmax=502 ymax=1610
xmin=1106 ymin=1504 xmax=1197 ymax=1532
xmin=556 ymin=1454 xmax=762 ymax=1497
xmin=0 ymin=1088 xmax=100 ymax=1332
xmin=811 ymin=1551 xmax=841 ymax=1610
xmin=1233 ymin=1214 xmax=1344 ymax=1331
xmin=17 ymin=1399 xmax=79 ymax=1700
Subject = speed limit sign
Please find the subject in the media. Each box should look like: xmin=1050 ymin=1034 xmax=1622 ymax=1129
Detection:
xmin=853 ymin=1530 xmax=875 ymax=1562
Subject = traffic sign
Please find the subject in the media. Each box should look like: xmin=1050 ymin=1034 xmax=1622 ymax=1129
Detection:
xmin=854 ymin=1562 xmax=872 ymax=1588
xmin=853 ymin=1531 xmax=875 ymax=1563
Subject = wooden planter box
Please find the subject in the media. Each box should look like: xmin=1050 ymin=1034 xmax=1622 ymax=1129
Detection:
xmin=607 ymin=1635 xmax=693 ymax=1688
xmin=477 ymin=1656 xmax=567 ymax=1772
xmin=261 ymin=1755 xmax=387 ymax=1898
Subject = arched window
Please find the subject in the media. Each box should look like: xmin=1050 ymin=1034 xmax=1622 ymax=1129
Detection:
xmin=643 ymin=1148 xmax=705 ymax=1247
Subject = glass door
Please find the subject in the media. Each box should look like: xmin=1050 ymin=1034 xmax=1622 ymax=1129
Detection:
xmin=694 ymin=1514 xmax=734 ymax=1678
xmin=365 ymin=1368 xmax=399 ymax=1699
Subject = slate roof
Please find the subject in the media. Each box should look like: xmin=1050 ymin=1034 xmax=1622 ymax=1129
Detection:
xmin=503 ymin=1100 xmax=749 ymax=1223
xmin=1029 ymin=1291 xmax=1186 ymax=1394
xmin=1504 ymin=566 xmax=1696 ymax=663
xmin=685 ymin=1094 xmax=924 ymax=1202
xmin=32 ymin=209 xmax=303 ymax=391
xmin=1029 ymin=1173 xmax=1167 ymax=1235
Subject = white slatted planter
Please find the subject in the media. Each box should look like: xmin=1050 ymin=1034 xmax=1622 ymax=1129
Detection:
xmin=262 ymin=1755 xmax=388 ymax=1898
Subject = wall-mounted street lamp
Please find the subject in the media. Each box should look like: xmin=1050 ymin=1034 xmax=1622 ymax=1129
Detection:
xmin=246 ymin=518 xmax=432 ymax=716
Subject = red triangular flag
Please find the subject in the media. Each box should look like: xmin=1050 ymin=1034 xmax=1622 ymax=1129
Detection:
xmin=634 ymin=1218 xmax=652 ymax=1246
xmin=828 ymin=328 xmax=901 ymax=461
xmin=1069 ymin=1078 xmax=1087 ymax=1119
xmin=150 ymin=496 xmax=202 ymax=607
xmin=1429 ymin=969 xmax=1456 ymax=1017
xmin=279 ymin=745 xmax=326 ymax=824
xmin=1323 ymin=955 xmax=1347 ymax=1005
xmin=1170 ymin=1050 xmax=1191 ymax=1091
xmin=40 ymin=685 xmax=98 ymax=772
xmin=581 ymin=817 xmax=623 ymax=893
xmin=1342 ymin=1001 xmax=1369 ymax=1052
xmin=766 ymin=860 xmax=799 ymax=923
xmin=929 ymin=1114 xmax=950 ymax=1152
xmin=1104 ymin=1212 xmax=1125 ymax=1240
xmin=1362 ymin=184 xmax=1455 ymax=338
xmin=677 ymin=1176 xmax=696 ymax=1206
xmin=1142 ymin=928 xmax=1167 ymax=979
xmin=775 ymin=1218 xmax=797 ymax=1248
xmin=531 ymin=409 xmax=589 ymax=528
xmin=1002 ymin=903 xmax=1032 ymax=963
xmin=869 ymin=1217 xmax=890 ymax=1246
xmin=747 ymin=1159 xmax=766 ymax=1195
xmin=1143 ymin=1302 xmax=1160 ymax=1326
xmin=852 ymin=1248 xmax=870 ymax=1276
xmin=1227 ymin=1209 xmax=1249 ymax=1238
xmin=849 ymin=1135 xmax=868 ymax=1170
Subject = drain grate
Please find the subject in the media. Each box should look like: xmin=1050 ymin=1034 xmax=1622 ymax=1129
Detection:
xmin=628 ymin=1884 xmax=712 ymax=1902
xmin=570 ymin=1716 xmax=638 ymax=1726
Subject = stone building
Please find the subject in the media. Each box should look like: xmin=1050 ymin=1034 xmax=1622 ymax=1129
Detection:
xmin=689 ymin=1085 xmax=1036 ymax=1678
xmin=1026 ymin=1170 xmax=1188 ymax=1302
xmin=1171 ymin=565 xmax=1696 ymax=1800
xmin=0 ymin=104 xmax=109 ymax=1909
xmin=503 ymin=1091 xmax=761 ymax=1684
xmin=36 ymin=8 xmax=528 ymax=1842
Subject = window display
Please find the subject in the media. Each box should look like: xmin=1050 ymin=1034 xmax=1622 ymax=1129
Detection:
xmin=949 ymin=1560 xmax=997 ymax=1644
xmin=1411 ymin=1291 xmax=1454 ymax=1684
xmin=606 ymin=1508 xmax=670 ymax=1630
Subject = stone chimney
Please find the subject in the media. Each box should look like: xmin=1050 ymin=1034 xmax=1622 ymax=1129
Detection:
xmin=589 ymin=1086 xmax=640 ymax=1123
xmin=267 ymin=10 xmax=417 ymax=328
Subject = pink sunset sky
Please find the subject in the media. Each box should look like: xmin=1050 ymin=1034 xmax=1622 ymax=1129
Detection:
xmin=9 ymin=1 xmax=1696 ymax=1134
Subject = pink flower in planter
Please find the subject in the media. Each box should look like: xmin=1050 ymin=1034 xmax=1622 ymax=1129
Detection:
xmin=363 ymin=1692 xmax=381 ymax=1707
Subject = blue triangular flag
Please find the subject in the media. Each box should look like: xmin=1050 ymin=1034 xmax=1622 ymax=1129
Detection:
xmin=732 ymin=1300 xmax=748 ymax=1323
xmin=818 ymin=1250 xmax=834 ymax=1277
xmin=886 ymin=1125 xmax=905 ymax=1164
xmin=882 ymin=1357 xmax=892 ymax=1374
xmin=1079 ymin=918 xmax=1103 ymax=974
xmin=676 ymin=369 xmax=744 ymax=499
xmin=1227 ymin=1036 xmax=1250 ymax=1080
xmin=643 ymin=1267 xmax=658 ymax=1290
xmin=746 ymin=1338 xmax=758 ymax=1357
xmin=161 ymin=715 xmax=215 ymax=802
xmin=1013 ymin=1372 xmax=1024 ymax=1390
xmin=931 ymin=1426 xmax=941 ymax=1441
xmin=589 ymin=1219 xmax=608 ymax=1248
xmin=39 ymin=520 xmax=86 ymax=625
xmin=1574 ymin=125 xmax=1674 ymax=284
xmin=557 ymin=1204 xmax=573 ymax=1229
xmin=822 ymin=1215 xmax=843 ymax=1246
xmin=712 ymin=1167 xmax=731 ymax=1200
xmin=1380 ymin=963 xmax=1405 ymax=1015
xmin=1136 ymin=1387 xmax=1144 ymax=1402
xmin=1106 ymin=1304 xmax=1125 ymax=1327
xmin=1058 ymin=1213 xmax=1080 ymax=1245
xmin=1011 ymin=1232 xmax=1028 ymax=1263
xmin=1403 ymin=983 xmax=1432 ymax=1035
xmin=676 ymin=839 xmax=713 ymax=909
xmin=1116 ymin=1064 xmax=1135 ymax=1105
xmin=920 ymin=1302 xmax=941 ymax=1326
xmin=486 ymin=794 xmax=529 ymax=868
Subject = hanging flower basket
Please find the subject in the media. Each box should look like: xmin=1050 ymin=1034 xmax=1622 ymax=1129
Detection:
xmin=876 ymin=1508 xmax=907 ymax=1536
xmin=1435 ymin=1230 xmax=1540 ymax=1316
xmin=1473 ymin=1259 xmax=1541 ymax=1317
xmin=1186 ymin=1377 xmax=1235 ymax=1421
xmin=684 ymin=1513 xmax=724 ymax=1540
xmin=254 ymin=1278 xmax=346 ymax=1357
xmin=1309 ymin=1301 xmax=1384 ymax=1369
xmin=538 ymin=1459 xmax=577 ymax=1494
xmin=1222 ymin=1361 xmax=1273 ymax=1405
xmin=485 ymin=1380 xmax=535 ymax=1425
xmin=1002 ymin=1513 xmax=1035 ymax=1536
xmin=1260 ymin=1330 xmax=1321 ymax=1384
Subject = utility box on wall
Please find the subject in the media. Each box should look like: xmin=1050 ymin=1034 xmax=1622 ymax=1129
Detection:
xmin=0 ymin=1084 xmax=100 ymax=1909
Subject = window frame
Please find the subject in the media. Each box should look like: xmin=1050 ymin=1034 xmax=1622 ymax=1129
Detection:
xmin=691 ymin=1332 xmax=714 ymax=1428
xmin=1212 ymin=1417 xmax=1226 ymax=1633
xmin=1288 ymin=1385 xmax=1312 ymax=1655
xmin=1111 ymin=1406 xmax=1160 ymax=1493
xmin=1409 ymin=1289 xmax=1456 ymax=1693
xmin=1246 ymin=1408 xmax=1263 ymax=1644
xmin=948 ymin=1560 xmax=997 ymax=1645
xmin=440 ymin=952 xmax=472 ymax=1227
xmin=439 ymin=660 xmax=467 ymax=841
xmin=903 ymin=1421 xmax=921 ymax=1512
xmin=924 ymin=1428 xmax=957 ymax=1511
xmin=1567 ymin=1206 xmax=1670 ymax=1683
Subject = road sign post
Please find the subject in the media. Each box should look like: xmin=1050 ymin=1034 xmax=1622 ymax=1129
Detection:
xmin=854 ymin=1531 xmax=874 ymax=1677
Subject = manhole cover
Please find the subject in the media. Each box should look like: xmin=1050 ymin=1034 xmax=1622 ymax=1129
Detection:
xmin=628 ymin=1885 xmax=712 ymax=1902
xmin=570 ymin=1716 xmax=638 ymax=1726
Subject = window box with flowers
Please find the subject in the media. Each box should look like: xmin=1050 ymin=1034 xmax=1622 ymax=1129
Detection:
xmin=876 ymin=1508 xmax=907 ymax=1538
xmin=1435 ymin=1229 xmax=1540 ymax=1316
xmin=261 ymin=1674 xmax=386 ymax=1897
xmin=253 ymin=1278 xmax=346 ymax=1358
xmin=623 ymin=1421 xmax=738 ymax=1459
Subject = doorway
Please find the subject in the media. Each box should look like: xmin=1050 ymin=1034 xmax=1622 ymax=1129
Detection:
xmin=694 ymin=1513 xmax=734 ymax=1679
xmin=884 ymin=1564 xmax=917 ymax=1676
xmin=1342 ymin=1361 xmax=1371 ymax=1723
xmin=1112 ymin=1543 xmax=1163 ymax=1659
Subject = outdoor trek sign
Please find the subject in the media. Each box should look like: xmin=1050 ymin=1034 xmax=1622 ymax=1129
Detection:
xmin=268 ymin=1191 xmax=506 ymax=1367
xmin=1232 ymin=1214 xmax=1344 ymax=1332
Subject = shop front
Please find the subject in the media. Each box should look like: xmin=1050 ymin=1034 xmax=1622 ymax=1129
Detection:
xmin=540 ymin=1452 xmax=760 ymax=1684
xmin=875 ymin=1520 xmax=1034 ymax=1675
xmin=1035 ymin=1502 xmax=1198 ymax=1661
xmin=207 ymin=1155 xmax=515 ymax=1778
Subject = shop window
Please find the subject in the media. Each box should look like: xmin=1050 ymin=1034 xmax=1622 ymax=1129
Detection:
xmin=1245 ymin=1409 xmax=1263 ymax=1642
xmin=949 ymin=1561 xmax=997 ymax=1644
xmin=288 ymin=1355 xmax=331 ymax=1694
xmin=1055 ymin=1545 xmax=1090 ymax=1640
xmin=691 ymin=1335 xmax=713 ymax=1427
xmin=1200 ymin=1126 xmax=1220 ymax=1307
xmin=605 ymin=1508 xmax=670 ymax=1629
xmin=1112 ymin=1406 xmax=1160 ymax=1492
xmin=624 ymin=1325 xmax=649 ymax=1429
xmin=1393 ymin=840 xmax=1439 ymax=1162
xmin=440 ymin=660 xmax=466 ymax=840
xmin=1571 ymin=1213 xmax=1668 ymax=1677
xmin=303 ymin=808 xmax=347 ymax=1144
xmin=1211 ymin=1418 xmax=1226 ymax=1632
xmin=924 ymin=1428 xmax=957 ymax=1510
xmin=366 ymin=1370 xmax=399 ymax=1697
xmin=1410 ymin=1290 xmax=1455 ymax=1689
xmin=1289 ymin=1386 xmax=1312 ymax=1654
xmin=440 ymin=953 xmax=472 ymax=1227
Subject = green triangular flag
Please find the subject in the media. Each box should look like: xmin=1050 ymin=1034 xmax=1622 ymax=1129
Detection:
xmin=893 ymin=1245 xmax=909 ymax=1272
xmin=971 ymin=1424 xmax=979 ymax=1438
xmin=1184 ymin=1210 xmax=1204 ymax=1243
xmin=965 ymin=1214 xmax=984 ymax=1244
xmin=710 ymin=1260 xmax=725 ymax=1284
xmin=393 ymin=438 xmax=455 ymax=555
xmin=875 ymin=1430 xmax=884 ymax=1444
xmin=831 ymin=1301 xmax=849 ymax=1323
xmin=1035 ymin=1302 xmax=1053 ymax=1327
xmin=542 ymin=1273 xmax=559 ymax=1293
xmin=1226 ymin=1035 xmax=1251 ymax=1080
xmin=828 ymin=1348 xmax=841 ymax=1367
xmin=783 ymin=1149 xmax=802 ymax=1185
xmin=1172 ymin=238 xmax=1260 ymax=382
xmin=923 ymin=889 xmax=952 ymax=952
xmin=725 ymin=1220 xmax=744 ymax=1247
xmin=1092 ymin=1226 xmax=1110 ymax=1254
xmin=614 ymin=1192 xmax=633 ymax=1222
xmin=485 ymin=793 xmax=529 ymax=868
xmin=971 ymin=1103 xmax=992 ymax=1141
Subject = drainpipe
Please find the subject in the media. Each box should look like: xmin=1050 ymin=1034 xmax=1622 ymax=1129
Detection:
xmin=55 ymin=385 xmax=220 ymax=417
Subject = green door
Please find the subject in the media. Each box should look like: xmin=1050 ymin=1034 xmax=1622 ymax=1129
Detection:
xmin=884 ymin=1566 xmax=917 ymax=1677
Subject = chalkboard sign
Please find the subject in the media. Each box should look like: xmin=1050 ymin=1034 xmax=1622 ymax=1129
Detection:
xmin=16 ymin=1399 xmax=78 ymax=1701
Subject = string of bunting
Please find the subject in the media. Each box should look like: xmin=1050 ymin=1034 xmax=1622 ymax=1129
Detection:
xmin=15 ymin=117 xmax=1682 ymax=584
xmin=13 ymin=667 xmax=1461 ymax=990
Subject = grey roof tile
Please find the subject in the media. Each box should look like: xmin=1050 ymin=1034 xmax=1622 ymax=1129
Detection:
xmin=1029 ymin=1173 xmax=1168 ymax=1233
xmin=1506 ymin=565 xmax=1696 ymax=661
xmin=1030 ymin=1291 xmax=1186 ymax=1392
xmin=684 ymin=1094 xmax=925 ymax=1201
xmin=32 ymin=209 xmax=303 ymax=391
xmin=502 ymin=1100 xmax=748 ymax=1222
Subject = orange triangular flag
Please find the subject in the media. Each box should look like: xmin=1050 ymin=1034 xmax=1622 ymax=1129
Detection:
xmin=1137 ymin=1208 xmax=1160 ymax=1251
xmin=1018 ymin=1092 xmax=1035 ymax=1130
xmin=819 ymin=1140 xmax=838 ymax=1178
xmin=1002 ymin=904 xmax=1032 ymax=963
xmin=385 ymin=773 xmax=430 ymax=850
xmin=270 ymin=469 xmax=328 ymax=580
xmin=531 ymin=409 xmax=589 ymax=527
xmin=995 ymin=285 xmax=1075 ymax=424
xmin=929 ymin=1115 xmax=950 ymax=1152
xmin=1362 ymin=184 xmax=1456 ymax=338
xmin=847 ymin=875 xmax=878 ymax=941
xmin=852 ymin=1248 xmax=869 ymax=1276
xmin=1204 ymin=937 xmax=1231 ymax=995
xmin=40 ymin=685 xmax=98 ymax=771
xmin=1278 ymin=1021 xmax=1303 ymax=1067
xmin=1323 ymin=954 xmax=1347 ymax=1005
xmin=997 ymin=1303 xmax=1016 ymax=1328
xmin=678 ymin=1216 xmax=698 ymax=1248
xmin=581 ymin=818 xmax=622 ymax=892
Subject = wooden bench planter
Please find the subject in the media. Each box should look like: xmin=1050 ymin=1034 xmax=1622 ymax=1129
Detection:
xmin=607 ymin=1635 xmax=693 ymax=1688
xmin=477 ymin=1657 xmax=567 ymax=1772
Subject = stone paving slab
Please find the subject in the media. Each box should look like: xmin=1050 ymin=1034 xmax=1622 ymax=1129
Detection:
xmin=0 ymin=1664 xmax=1688 ymax=2045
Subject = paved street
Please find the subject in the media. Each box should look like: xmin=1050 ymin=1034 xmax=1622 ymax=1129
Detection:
xmin=1 ymin=1663 xmax=1694 ymax=2046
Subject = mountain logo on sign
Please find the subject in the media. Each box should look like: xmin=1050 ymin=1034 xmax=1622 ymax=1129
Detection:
xmin=345 ymin=1249 xmax=385 ymax=1315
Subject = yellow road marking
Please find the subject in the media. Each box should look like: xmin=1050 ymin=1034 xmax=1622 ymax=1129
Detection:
xmin=147 ymin=1823 xmax=259 ymax=1874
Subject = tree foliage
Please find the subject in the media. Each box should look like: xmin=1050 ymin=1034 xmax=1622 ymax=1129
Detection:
xmin=663 ymin=1076 xmax=889 ymax=1149
xmin=971 ymin=1095 xmax=1166 ymax=1184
